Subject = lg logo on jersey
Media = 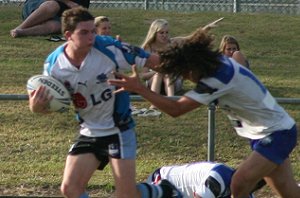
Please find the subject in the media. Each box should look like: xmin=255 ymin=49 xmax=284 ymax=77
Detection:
xmin=91 ymin=88 xmax=112 ymax=105
xmin=73 ymin=88 xmax=112 ymax=108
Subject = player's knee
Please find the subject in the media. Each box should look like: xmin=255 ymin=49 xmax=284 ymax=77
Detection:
xmin=61 ymin=182 xmax=84 ymax=198
xmin=230 ymin=178 xmax=243 ymax=196
xmin=40 ymin=1 xmax=60 ymax=13
xmin=231 ymin=172 xmax=257 ymax=197
xmin=60 ymin=183 xmax=70 ymax=197
xmin=47 ymin=22 xmax=61 ymax=33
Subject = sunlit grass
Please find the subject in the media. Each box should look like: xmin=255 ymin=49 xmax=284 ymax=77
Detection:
xmin=0 ymin=6 xmax=299 ymax=197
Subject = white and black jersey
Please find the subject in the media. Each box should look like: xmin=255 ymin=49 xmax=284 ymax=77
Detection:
xmin=148 ymin=162 xmax=234 ymax=198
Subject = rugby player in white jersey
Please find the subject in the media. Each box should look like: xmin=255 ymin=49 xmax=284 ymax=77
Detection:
xmin=109 ymin=27 xmax=300 ymax=197
xmin=147 ymin=161 xmax=267 ymax=198
xmin=28 ymin=7 xmax=182 ymax=198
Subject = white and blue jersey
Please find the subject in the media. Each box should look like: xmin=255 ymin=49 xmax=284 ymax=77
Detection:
xmin=148 ymin=162 xmax=234 ymax=198
xmin=185 ymin=56 xmax=295 ymax=139
xmin=43 ymin=35 xmax=150 ymax=137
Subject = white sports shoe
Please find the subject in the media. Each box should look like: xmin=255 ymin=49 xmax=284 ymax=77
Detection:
xmin=138 ymin=108 xmax=161 ymax=117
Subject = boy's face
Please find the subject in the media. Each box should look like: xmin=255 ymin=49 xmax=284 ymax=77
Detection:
xmin=96 ymin=21 xmax=112 ymax=36
xmin=67 ymin=20 xmax=96 ymax=49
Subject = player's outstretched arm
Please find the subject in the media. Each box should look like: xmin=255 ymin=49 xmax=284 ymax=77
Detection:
xmin=108 ymin=65 xmax=201 ymax=117
xmin=202 ymin=17 xmax=224 ymax=31
xmin=171 ymin=17 xmax=224 ymax=46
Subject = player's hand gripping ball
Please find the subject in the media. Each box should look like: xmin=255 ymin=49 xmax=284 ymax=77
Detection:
xmin=27 ymin=75 xmax=71 ymax=113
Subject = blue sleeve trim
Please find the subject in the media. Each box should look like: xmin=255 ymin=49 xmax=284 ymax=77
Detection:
xmin=213 ymin=56 xmax=234 ymax=84
xmin=239 ymin=66 xmax=267 ymax=94
xmin=94 ymin=36 xmax=120 ymax=69
xmin=45 ymin=45 xmax=65 ymax=74
xmin=94 ymin=35 xmax=149 ymax=67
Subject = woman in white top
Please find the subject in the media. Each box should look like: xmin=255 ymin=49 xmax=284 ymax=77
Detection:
xmin=139 ymin=19 xmax=183 ymax=116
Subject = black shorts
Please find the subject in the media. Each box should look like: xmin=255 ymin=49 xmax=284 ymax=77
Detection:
xmin=68 ymin=129 xmax=137 ymax=170
xmin=22 ymin=0 xmax=90 ymax=21
xmin=55 ymin=0 xmax=90 ymax=17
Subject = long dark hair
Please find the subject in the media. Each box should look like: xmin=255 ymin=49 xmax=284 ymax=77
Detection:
xmin=158 ymin=27 xmax=222 ymax=81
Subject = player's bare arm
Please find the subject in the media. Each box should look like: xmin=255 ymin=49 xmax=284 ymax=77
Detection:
xmin=202 ymin=17 xmax=224 ymax=31
xmin=109 ymin=65 xmax=201 ymax=117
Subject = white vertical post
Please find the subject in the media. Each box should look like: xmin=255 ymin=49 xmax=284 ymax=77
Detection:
xmin=298 ymin=0 xmax=300 ymax=15
xmin=233 ymin=0 xmax=239 ymax=13
xmin=144 ymin=0 xmax=149 ymax=10
xmin=207 ymin=102 xmax=216 ymax=161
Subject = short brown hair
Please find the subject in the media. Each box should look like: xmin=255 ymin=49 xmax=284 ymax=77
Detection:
xmin=94 ymin=16 xmax=110 ymax=27
xmin=61 ymin=6 xmax=94 ymax=33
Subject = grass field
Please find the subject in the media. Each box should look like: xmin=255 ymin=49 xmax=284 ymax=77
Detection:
xmin=0 ymin=6 xmax=299 ymax=198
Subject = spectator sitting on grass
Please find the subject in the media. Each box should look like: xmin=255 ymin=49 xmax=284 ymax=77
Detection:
xmin=138 ymin=19 xmax=183 ymax=117
xmin=10 ymin=0 xmax=90 ymax=38
xmin=94 ymin=15 xmax=121 ymax=40
xmin=219 ymin=35 xmax=250 ymax=69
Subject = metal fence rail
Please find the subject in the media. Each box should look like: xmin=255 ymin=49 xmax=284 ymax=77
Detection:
xmin=1 ymin=94 xmax=300 ymax=103
xmin=1 ymin=94 xmax=300 ymax=161
xmin=1 ymin=0 xmax=300 ymax=15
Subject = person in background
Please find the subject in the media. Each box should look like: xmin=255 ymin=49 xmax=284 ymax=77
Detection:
xmin=136 ymin=17 xmax=224 ymax=117
xmin=147 ymin=161 xmax=266 ymax=198
xmin=219 ymin=35 xmax=250 ymax=68
xmin=139 ymin=19 xmax=182 ymax=117
xmin=10 ymin=0 xmax=90 ymax=38
xmin=27 ymin=7 xmax=182 ymax=198
xmin=94 ymin=16 xmax=111 ymax=36
xmin=94 ymin=15 xmax=121 ymax=40
xmin=108 ymin=26 xmax=300 ymax=198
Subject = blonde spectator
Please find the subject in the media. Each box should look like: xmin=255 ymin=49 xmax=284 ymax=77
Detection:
xmin=94 ymin=16 xmax=111 ymax=36
xmin=94 ymin=15 xmax=121 ymax=41
xmin=219 ymin=35 xmax=250 ymax=68
xmin=134 ymin=17 xmax=224 ymax=117
xmin=138 ymin=19 xmax=182 ymax=117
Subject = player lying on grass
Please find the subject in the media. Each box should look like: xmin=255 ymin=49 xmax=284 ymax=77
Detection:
xmin=108 ymin=27 xmax=300 ymax=198
xmin=147 ymin=161 xmax=266 ymax=198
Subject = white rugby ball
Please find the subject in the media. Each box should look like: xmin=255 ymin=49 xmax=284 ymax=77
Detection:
xmin=27 ymin=75 xmax=71 ymax=113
